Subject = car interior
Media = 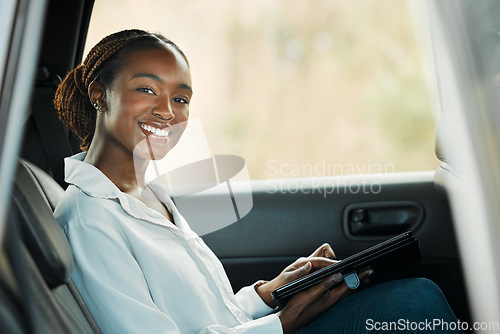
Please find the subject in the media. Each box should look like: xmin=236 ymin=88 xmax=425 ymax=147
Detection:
xmin=1 ymin=0 xmax=489 ymax=333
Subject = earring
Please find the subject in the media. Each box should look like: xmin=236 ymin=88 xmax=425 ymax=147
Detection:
xmin=93 ymin=102 xmax=103 ymax=114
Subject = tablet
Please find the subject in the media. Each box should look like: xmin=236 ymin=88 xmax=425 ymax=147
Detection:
xmin=271 ymin=231 xmax=421 ymax=308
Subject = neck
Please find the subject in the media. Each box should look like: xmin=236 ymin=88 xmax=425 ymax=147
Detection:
xmin=84 ymin=138 xmax=150 ymax=193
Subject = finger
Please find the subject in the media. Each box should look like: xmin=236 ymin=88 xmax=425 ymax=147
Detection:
xmin=283 ymin=277 xmax=350 ymax=330
xmin=331 ymin=269 xmax=373 ymax=299
xmin=308 ymin=257 xmax=338 ymax=270
xmin=357 ymin=268 xmax=374 ymax=283
xmin=318 ymin=273 xmax=360 ymax=308
xmin=309 ymin=244 xmax=325 ymax=257
xmin=305 ymin=277 xmax=352 ymax=313
xmin=306 ymin=269 xmax=375 ymax=318
xmin=298 ymin=261 xmax=313 ymax=275
xmin=285 ymin=261 xmax=313 ymax=281
xmin=317 ymin=269 xmax=374 ymax=304
xmin=325 ymin=280 xmax=353 ymax=304
xmin=310 ymin=272 xmax=345 ymax=299
xmin=288 ymin=272 xmax=343 ymax=307
xmin=291 ymin=257 xmax=308 ymax=267
xmin=322 ymin=244 xmax=336 ymax=259
xmin=310 ymin=243 xmax=336 ymax=259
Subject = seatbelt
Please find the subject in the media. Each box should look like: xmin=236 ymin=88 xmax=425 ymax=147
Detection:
xmin=66 ymin=279 xmax=102 ymax=334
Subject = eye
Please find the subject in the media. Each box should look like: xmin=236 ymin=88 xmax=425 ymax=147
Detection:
xmin=173 ymin=97 xmax=189 ymax=104
xmin=136 ymin=87 xmax=156 ymax=95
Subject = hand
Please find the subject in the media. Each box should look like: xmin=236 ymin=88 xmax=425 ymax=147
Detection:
xmin=256 ymin=243 xmax=337 ymax=308
xmin=278 ymin=269 xmax=373 ymax=334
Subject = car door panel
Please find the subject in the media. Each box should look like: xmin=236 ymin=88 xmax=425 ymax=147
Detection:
xmin=203 ymin=172 xmax=457 ymax=260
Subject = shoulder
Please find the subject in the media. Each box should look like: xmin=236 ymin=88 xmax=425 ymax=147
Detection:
xmin=55 ymin=185 xmax=135 ymax=255
xmin=54 ymin=184 xmax=122 ymax=230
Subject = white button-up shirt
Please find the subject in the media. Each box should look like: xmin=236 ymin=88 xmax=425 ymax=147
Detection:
xmin=55 ymin=153 xmax=283 ymax=334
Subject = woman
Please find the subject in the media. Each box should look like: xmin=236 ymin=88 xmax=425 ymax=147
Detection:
xmin=54 ymin=29 xmax=461 ymax=333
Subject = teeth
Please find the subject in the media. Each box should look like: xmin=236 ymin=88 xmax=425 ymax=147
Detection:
xmin=140 ymin=123 xmax=170 ymax=137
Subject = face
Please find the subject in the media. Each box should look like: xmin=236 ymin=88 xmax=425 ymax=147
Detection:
xmin=94 ymin=45 xmax=192 ymax=161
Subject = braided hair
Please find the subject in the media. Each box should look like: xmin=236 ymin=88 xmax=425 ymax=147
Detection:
xmin=53 ymin=29 xmax=189 ymax=151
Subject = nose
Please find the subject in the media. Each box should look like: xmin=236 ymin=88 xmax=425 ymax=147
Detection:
xmin=153 ymin=97 xmax=175 ymax=121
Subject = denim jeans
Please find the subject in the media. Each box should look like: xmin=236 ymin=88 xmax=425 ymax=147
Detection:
xmin=297 ymin=278 xmax=462 ymax=334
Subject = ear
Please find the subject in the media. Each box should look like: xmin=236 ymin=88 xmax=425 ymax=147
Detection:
xmin=88 ymin=79 xmax=107 ymax=110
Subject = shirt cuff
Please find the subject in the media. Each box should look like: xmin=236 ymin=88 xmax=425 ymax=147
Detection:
xmin=234 ymin=314 xmax=283 ymax=334
xmin=234 ymin=282 xmax=277 ymax=319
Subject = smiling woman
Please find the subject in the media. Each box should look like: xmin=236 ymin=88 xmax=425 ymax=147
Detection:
xmin=86 ymin=46 xmax=191 ymax=162
xmin=53 ymin=30 xmax=192 ymax=223
xmin=54 ymin=30 xmax=190 ymax=154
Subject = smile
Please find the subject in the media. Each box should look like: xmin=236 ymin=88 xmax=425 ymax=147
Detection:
xmin=139 ymin=123 xmax=172 ymax=138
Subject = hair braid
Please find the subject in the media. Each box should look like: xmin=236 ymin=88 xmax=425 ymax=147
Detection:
xmin=53 ymin=29 xmax=186 ymax=151
xmin=84 ymin=36 xmax=142 ymax=88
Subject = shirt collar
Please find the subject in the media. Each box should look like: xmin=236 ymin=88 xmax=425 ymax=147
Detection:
xmin=64 ymin=152 xmax=121 ymax=199
xmin=146 ymin=179 xmax=194 ymax=233
xmin=64 ymin=152 xmax=197 ymax=237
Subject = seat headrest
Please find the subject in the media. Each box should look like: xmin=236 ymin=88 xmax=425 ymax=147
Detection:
xmin=12 ymin=160 xmax=72 ymax=288
xmin=19 ymin=159 xmax=64 ymax=211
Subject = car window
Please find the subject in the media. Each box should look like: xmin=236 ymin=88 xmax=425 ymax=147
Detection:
xmin=85 ymin=0 xmax=438 ymax=180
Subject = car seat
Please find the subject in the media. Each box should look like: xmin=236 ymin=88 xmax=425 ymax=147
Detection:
xmin=1 ymin=159 xmax=101 ymax=333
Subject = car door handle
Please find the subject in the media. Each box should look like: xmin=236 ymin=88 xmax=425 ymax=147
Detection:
xmin=343 ymin=201 xmax=424 ymax=236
